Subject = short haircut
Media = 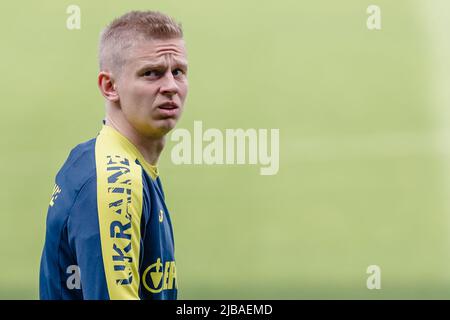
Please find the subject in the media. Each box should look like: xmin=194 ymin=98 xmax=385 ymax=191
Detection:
xmin=99 ymin=10 xmax=183 ymax=73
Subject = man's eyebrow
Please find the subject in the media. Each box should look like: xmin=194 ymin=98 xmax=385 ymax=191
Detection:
xmin=137 ymin=62 xmax=166 ymax=70
xmin=172 ymin=57 xmax=188 ymax=67
xmin=137 ymin=58 xmax=188 ymax=70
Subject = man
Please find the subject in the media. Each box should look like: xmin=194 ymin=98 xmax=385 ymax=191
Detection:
xmin=39 ymin=10 xmax=188 ymax=300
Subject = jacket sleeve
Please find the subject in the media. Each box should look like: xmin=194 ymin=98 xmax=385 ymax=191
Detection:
xmin=67 ymin=170 xmax=144 ymax=300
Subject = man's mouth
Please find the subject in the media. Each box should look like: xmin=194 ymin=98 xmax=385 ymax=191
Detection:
xmin=157 ymin=102 xmax=179 ymax=110
xmin=156 ymin=101 xmax=180 ymax=118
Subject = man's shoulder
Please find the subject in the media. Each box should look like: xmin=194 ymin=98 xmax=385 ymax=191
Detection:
xmin=47 ymin=138 xmax=98 ymax=219
xmin=55 ymin=137 xmax=97 ymax=193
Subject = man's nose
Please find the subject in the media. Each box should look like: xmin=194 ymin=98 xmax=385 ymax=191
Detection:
xmin=160 ymin=71 xmax=178 ymax=97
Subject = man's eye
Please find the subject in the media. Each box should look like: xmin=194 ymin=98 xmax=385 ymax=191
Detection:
xmin=143 ymin=70 xmax=159 ymax=77
xmin=172 ymin=69 xmax=185 ymax=77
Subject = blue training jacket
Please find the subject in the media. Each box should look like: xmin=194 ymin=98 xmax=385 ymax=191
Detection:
xmin=40 ymin=124 xmax=177 ymax=300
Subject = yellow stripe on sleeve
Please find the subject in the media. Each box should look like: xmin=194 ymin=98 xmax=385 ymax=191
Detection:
xmin=95 ymin=128 xmax=143 ymax=300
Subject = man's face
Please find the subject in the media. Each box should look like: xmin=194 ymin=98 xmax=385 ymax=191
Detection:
xmin=114 ymin=38 xmax=188 ymax=138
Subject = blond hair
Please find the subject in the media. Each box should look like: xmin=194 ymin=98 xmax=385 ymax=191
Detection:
xmin=99 ymin=11 xmax=183 ymax=72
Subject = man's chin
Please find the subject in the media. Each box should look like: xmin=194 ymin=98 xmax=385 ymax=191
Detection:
xmin=148 ymin=118 xmax=178 ymax=137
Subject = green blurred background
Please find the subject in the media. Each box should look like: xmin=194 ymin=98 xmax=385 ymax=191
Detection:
xmin=1 ymin=0 xmax=450 ymax=299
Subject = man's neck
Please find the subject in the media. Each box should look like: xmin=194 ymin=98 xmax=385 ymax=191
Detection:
xmin=104 ymin=117 xmax=165 ymax=166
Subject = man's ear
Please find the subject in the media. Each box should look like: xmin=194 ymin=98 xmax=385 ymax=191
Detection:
xmin=98 ymin=71 xmax=119 ymax=102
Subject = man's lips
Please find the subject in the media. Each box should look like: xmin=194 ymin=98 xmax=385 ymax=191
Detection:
xmin=157 ymin=101 xmax=179 ymax=110
xmin=156 ymin=101 xmax=180 ymax=118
